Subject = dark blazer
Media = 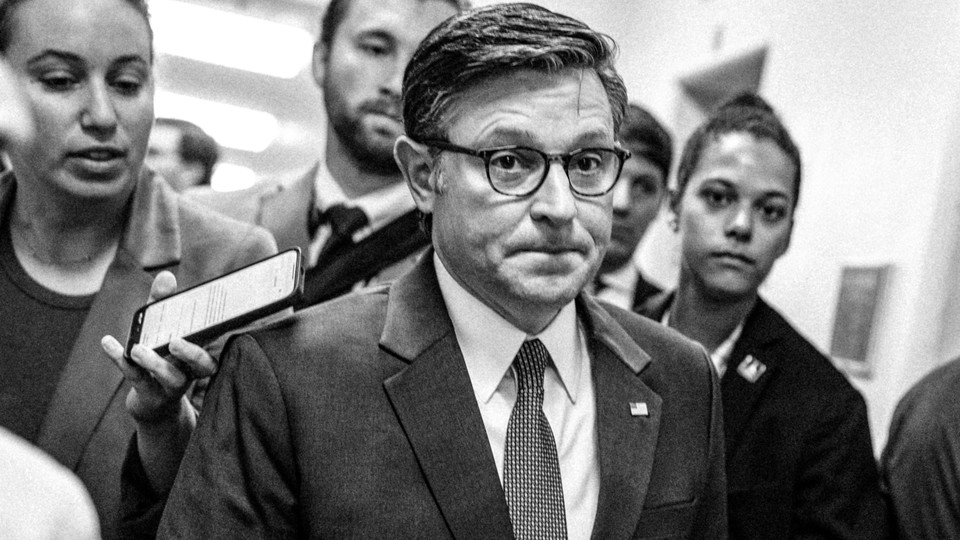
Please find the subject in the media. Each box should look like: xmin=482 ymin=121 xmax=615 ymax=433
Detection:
xmin=641 ymin=294 xmax=888 ymax=539
xmin=186 ymin=164 xmax=429 ymax=307
xmin=156 ymin=255 xmax=727 ymax=539
xmin=0 ymin=171 xmax=276 ymax=540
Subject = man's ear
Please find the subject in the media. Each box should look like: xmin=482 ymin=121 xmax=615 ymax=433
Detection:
xmin=311 ymin=41 xmax=327 ymax=88
xmin=395 ymin=136 xmax=439 ymax=215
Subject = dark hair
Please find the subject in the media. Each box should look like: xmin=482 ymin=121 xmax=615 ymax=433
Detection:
xmin=676 ymin=92 xmax=802 ymax=208
xmin=155 ymin=117 xmax=220 ymax=186
xmin=619 ymin=103 xmax=673 ymax=183
xmin=319 ymin=0 xmax=468 ymax=53
xmin=401 ymin=2 xmax=628 ymax=143
xmin=0 ymin=0 xmax=153 ymax=60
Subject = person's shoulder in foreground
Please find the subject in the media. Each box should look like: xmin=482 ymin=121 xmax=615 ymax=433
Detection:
xmin=0 ymin=427 xmax=101 ymax=540
xmin=882 ymin=356 xmax=960 ymax=540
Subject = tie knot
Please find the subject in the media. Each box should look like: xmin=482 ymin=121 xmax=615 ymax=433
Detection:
xmin=310 ymin=204 xmax=369 ymax=237
xmin=514 ymin=339 xmax=550 ymax=392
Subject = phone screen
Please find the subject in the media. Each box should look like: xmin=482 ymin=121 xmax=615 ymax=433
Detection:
xmin=135 ymin=250 xmax=300 ymax=351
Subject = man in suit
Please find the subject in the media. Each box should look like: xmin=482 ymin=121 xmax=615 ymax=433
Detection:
xmin=153 ymin=4 xmax=726 ymax=538
xmin=188 ymin=0 xmax=465 ymax=308
xmin=594 ymin=103 xmax=672 ymax=311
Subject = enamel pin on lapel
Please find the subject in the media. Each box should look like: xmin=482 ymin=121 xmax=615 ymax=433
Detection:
xmin=629 ymin=402 xmax=649 ymax=417
xmin=737 ymin=354 xmax=767 ymax=383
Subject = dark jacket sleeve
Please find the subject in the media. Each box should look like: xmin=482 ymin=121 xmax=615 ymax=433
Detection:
xmin=157 ymin=334 xmax=301 ymax=539
xmin=793 ymin=388 xmax=889 ymax=540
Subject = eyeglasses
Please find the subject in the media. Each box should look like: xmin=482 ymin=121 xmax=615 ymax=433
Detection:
xmin=421 ymin=140 xmax=631 ymax=197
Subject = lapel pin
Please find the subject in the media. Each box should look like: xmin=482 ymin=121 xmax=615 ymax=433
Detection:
xmin=737 ymin=354 xmax=767 ymax=383
xmin=629 ymin=402 xmax=649 ymax=417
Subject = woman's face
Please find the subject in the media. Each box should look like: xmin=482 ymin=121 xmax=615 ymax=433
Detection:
xmin=672 ymin=131 xmax=796 ymax=302
xmin=4 ymin=0 xmax=153 ymax=203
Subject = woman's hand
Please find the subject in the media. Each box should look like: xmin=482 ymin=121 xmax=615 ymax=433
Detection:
xmin=100 ymin=270 xmax=217 ymax=492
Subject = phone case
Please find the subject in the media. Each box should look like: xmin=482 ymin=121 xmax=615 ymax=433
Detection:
xmin=124 ymin=248 xmax=304 ymax=358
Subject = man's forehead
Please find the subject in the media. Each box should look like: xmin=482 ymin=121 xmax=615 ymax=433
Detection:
xmin=442 ymin=69 xmax=615 ymax=145
xmin=337 ymin=0 xmax=458 ymax=39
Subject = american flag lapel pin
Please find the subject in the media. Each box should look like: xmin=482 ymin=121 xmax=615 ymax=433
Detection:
xmin=737 ymin=354 xmax=767 ymax=383
xmin=629 ymin=402 xmax=649 ymax=417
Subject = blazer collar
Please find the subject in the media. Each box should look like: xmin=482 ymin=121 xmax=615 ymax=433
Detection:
xmin=0 ymin=171 xmax=183 ymax=466
xmin=381 ymin=254 xmax=662 ymax=538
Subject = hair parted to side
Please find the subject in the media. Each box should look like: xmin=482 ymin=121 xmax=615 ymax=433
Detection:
xmin=676 ymin=92 xmax=802 ymax=208
xmin=401 ymin=2 xmax=628 ymax=143
xmin=0 ymin=0 xmax=154 ymax=58
xmin=619 ymin=103 xmax=673 ymax=183
xmin=319 ymin=0 xmax=469 ymax=54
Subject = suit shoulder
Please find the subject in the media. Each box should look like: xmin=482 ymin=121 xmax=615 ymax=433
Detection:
xmin=753 ymin=300 xmax=861 ymax=400
xmin=602 ymin=302 xmax=712 ymax=380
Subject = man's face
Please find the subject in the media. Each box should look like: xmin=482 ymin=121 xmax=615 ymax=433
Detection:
xmin=601 ymin=150 xmax=665 ymax=273
xmin=426 ymin=69 xmax=616 ymax=333
xmin=674 ymin=131 xmax=795 ymax=302
xmin=317 ymin=0 xmax=457 ymax=175
xmin=145 ymin=123 xmax=194 ymax=192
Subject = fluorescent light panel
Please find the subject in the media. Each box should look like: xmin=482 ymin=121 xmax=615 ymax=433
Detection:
xmin=211 ymin=162 xmax=257 ymax=192
xmin=149 ymin=0 xmax=313 ymax=79
xmin=155 ymin=91 xmax=278 ymax=153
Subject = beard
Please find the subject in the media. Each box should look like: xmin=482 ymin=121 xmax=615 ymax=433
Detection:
xmin=324 ymin=87 xmax=402 ymax=176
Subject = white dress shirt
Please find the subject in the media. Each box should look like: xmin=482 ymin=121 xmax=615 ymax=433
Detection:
xmin=306 ymin=161 xmax=416 ymax=267
xmin=434 ymin=253 xmax=599 ymax=540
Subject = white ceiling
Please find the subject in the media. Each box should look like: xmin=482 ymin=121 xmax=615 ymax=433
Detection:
xmin=153 ymin=0 xmax=329 ymax=182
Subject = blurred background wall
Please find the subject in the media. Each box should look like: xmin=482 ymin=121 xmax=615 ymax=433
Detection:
xmin=151 ymin=0 xmax=960 ymax=453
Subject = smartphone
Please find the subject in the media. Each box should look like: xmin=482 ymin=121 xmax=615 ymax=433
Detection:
xmin=125 ymin=248 xmax=304 ymax=358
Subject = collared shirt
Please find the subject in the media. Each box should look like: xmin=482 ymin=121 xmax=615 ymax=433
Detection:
xmin=594 ymin=262 xmax=639 ymax=310
xmin=662 ymin=307 xmax=744 ymax=378
xmin=434 ymin=253 xmax=599 ymax=540
xmin=306 ymin=160 xmax=416 ymax=267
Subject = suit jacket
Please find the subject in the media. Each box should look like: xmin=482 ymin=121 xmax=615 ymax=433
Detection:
xmin=641 ymin=294 xmax=889 ymax=539
xmin=156 ymin=254 xmax=727 ymax=539
xmin=0 ymin=170 xmax=277 ymax=540
xmin=186 ymin=164 xmax=429 ymax=307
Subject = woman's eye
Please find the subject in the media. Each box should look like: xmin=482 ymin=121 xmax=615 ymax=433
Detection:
xmin=760 ymin=204 xmax=787 ymax=221
xmin=112 ymin=78 xmax=144 ymax=95
xmin=702 ymin=188 xmax=733 ymax=208
xmin=39 ymin=73 xmax=77 ymax=91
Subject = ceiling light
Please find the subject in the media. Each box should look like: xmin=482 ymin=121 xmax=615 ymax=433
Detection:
xmin=211 ymin=163 xmax=257 ymax=192
xmin=149 ymin=0 xmax=314 ymax=79
xmin=155 ymin=90 xmax=279 ymax=153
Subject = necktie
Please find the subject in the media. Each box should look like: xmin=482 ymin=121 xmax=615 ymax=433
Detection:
xmin=310 ymin=204 xmax=369 ymax=261
xmin=503 ymin=339 xmax=568 ymax=540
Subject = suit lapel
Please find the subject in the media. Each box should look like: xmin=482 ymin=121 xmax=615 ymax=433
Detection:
xmin=580 ymin=296 xmax=662 ymax=539
xmin=36 ymin=248 xmax=154 ymax=467
xmin=260 ymin=166 xmax=315 ymax=254
xmin=36 ymin=172 xmax=181 ymax=468
xmin=381 ymin=255 xmax=513 ymax=539
xmin=720 ymin=299 xmax=782 ymax=456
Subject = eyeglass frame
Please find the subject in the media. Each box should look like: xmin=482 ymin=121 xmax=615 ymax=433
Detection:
xmin=419 ymin=139 xmax=632 ymax=198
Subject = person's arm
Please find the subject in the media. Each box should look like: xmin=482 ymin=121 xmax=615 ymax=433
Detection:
xmin=794 ymin=390 xmax=890 ymax=539
xmin=881 ymin=394 xmax=960 ymax=540
xmin=158 ymin=334 xmax=300 ymax=538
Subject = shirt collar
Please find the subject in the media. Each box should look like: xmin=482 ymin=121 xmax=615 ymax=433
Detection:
xmin=433 ymin=253 xmax=584 ymax=405
xmin=313 ymin=159 xmax=416 ymax=239
xmin=661 ymin=302 xmax=745 ymax=377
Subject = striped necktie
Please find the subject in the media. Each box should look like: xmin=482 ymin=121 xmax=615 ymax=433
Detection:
xmin=503 ymin=338 xmax=568 ymax=540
